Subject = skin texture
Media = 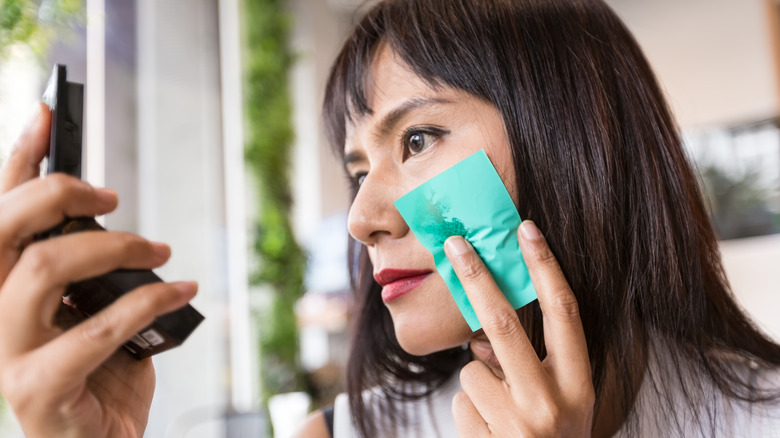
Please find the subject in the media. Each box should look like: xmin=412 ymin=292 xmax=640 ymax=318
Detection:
xmin=343 ymin=46 xmax=596 ymax=436
xmin=293 ymin=410 xmax=330 ymax=438
xmin=0 ymin=103 xmax=198 ymax=438
xmin=345 ymin=45 xmax=516 ymax=356
xmin=2 ymin=52 xmax=595 ymax=437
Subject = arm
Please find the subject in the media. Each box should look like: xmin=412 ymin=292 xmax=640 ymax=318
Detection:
xmin=292 ymin=410 xmax=332 ymax=438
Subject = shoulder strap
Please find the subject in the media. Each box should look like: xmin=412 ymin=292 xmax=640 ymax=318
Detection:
xmin=323 ymin=405 xmax=335 ymax=438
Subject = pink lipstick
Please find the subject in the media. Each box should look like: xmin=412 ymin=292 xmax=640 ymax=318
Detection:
xmin=374 ymin=269 xmax=432 ymax=303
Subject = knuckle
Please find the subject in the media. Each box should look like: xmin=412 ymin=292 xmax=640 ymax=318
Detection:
xmin=138 ymin=285 xmax=166 ymax=310
xmin=549 ymin=292 xmax=581 ymax=322
xmin=527 ymin=246 xmax=565 ymax=279
xmin=458 ymin=361 xmax=484 ymax=386
xmin=45 ymin=174 xmax=90 ymax=204
xmin=530 ymin=240 xmax=557 ymax=265
xmin=536 ymin=398 xmax=562 ymax=430
xmin=0 ymin=362 xmax=36 ymax=409
xmin=119 ymin=232 xmax=147 ymax=250
xmin=20 ymin=243 xmax=55 ymax=277
xmin=114 ymin=233 xmax=152 ymax=259
xmin=81 ymin=311 xmax=121 ymax=344
xmin=44 ymin=173 xmax=72 ymax=198
xmin=131 ymin=284 xmax=170 ymax=316
xmin=484 ymin=309 xmax=523 ymax=339
xmin=6 ymin=140 xmax=30 ymax=168
xmin=457 ymin=256 xmax=488 ymax=283
xmin=7 ymin=139 xmax=24 ymax=158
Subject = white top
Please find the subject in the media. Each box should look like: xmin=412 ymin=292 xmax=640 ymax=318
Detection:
xmin=333 ymin=353 xmax=780 ymax=437
xmin=333 ymin=373 xmax=460 ymax=438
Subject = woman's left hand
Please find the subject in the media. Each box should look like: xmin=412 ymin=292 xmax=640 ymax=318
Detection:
xmin=444 ymin=220 xmax=594 ymax=437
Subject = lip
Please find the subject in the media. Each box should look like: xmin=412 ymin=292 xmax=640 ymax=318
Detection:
xmin=374 ymin=269 xmax=432 ymax=303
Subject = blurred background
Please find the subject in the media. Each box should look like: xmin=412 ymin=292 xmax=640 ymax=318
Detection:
xmin=0 ymin=0 xmax=778 ymax=436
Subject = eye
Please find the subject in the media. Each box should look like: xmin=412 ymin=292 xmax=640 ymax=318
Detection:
xmin=352 ymin=171 xmax=367 ymax=189
xmin=402 ymin=126 xmax=450 ymax=160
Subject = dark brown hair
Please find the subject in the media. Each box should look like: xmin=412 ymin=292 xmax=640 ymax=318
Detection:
xmin=323 ymin=0 xmax=780 ymax=436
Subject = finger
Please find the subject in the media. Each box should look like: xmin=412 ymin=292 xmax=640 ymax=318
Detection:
xmin=444 ymin=236 xmax=542 ymax=384
xmin=517 ymin=220 xmax=591 ymax=389
xmin=452 ymin=390 xmax=491 ymax=437
xmin=0 ymin=232 xmax=171 ymax=351
xmin=38 ymin=280 xmax=197 ymax=388
xmin=458 ymin=360 xmax=509 ymax=426
xmin=0 ymin=175 xmax=118 ymax=281
xmin=0 ymin=174 xmax=118 ymax=247
xmin=0 ymin=103 xmax=51 ymax=194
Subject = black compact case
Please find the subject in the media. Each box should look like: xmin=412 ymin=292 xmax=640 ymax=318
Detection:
xmin=40 ymin=65 xmax=204 ymax=359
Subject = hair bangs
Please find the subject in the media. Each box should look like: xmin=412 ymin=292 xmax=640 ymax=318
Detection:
xmin=324 ymin=0 xmax=498 ymax=160
xmin=323 ymin=5 xmax=382 ymax=159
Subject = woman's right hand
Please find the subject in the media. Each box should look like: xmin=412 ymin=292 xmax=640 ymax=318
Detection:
xmin=0 ymin=103 xmax=198 ymax=438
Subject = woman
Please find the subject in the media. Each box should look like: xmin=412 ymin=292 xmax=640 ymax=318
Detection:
xmin=0 ymin=1 xmax=777 ymax=437
xmin=297 ymin=0 xmax=780 ymax=436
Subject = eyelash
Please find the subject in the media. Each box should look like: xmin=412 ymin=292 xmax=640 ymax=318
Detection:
xmin=350 ymin=126 xmax=450 ymax=189
xmin=352 ymin=172 xmax=367 ymax=189
xmin=401 ymin=126 xmax=450 ymax=161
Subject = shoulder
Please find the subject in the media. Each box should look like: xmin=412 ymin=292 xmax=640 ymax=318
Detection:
xmin=331 ymin=374 xmax=461 ymax=438
xmin=332 ymin=392 xmax=355 ymax=438
xmin=722 ymin=362 xmax=780 ymax=437
xmin=291 ymin=409 xmax=331 ymax=438
xmin=626 ymin=346 xmax=780 ymax=437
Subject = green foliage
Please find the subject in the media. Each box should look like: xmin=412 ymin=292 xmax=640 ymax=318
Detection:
xmin=242 ymin=0 xmax=306 ymax=404
xmin=0 ymin=0 xmax=83 ymax=59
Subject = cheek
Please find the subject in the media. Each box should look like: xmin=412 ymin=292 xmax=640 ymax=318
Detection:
xmin=473 ymin=106 xmax=518 ymax=204
xmin=484 ymin=136 xmax=518 ymax=201
xmin=387 ymin=274 xmax=474 ymax=355
xmin=497 ymin=150 xmax=519 ymax=206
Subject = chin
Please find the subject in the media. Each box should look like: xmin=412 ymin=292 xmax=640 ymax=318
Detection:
xmin=391 ymin=311 xmax=472 ymax=356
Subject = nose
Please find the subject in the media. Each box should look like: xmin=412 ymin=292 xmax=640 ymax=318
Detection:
xmin=347 ymin=172 xmax=410 ymax=246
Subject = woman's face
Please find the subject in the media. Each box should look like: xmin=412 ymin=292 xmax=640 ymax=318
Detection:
xmin=344 ymin=45 xmax=518 ymax=356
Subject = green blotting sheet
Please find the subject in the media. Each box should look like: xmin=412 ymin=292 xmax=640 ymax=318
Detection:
xmin=394 ymin=150 xmax=537 ymax=331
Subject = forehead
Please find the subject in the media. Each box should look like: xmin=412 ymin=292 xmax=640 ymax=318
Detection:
xmin=367 ymin=44 xmax=435 ymax=105
xmin=344 ymin=45 xmax=462 ymax=149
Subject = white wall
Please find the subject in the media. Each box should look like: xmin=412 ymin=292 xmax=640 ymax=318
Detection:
xmin=607 ymin=0 xmax=779 ymax=128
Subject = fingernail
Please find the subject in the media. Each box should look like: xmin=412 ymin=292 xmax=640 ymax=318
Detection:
xmin=445 ymin=236 xmax=471 ymax=256
xmin=174 ymin=281 xmax=198 ymax=297
xmin=151 ymin=242 xmax=171 ymax=260
xmin=96 ymin=188 xmax=117 ymax=204
xmin=520 ymin=220 xmax=543 ymax=240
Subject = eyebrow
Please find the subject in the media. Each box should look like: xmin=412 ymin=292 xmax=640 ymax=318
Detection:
xmin=343 ymin=151 xmax=364 ymax=167
xmin=374 ymin=97 xmax=452 ymax=139
xmin=343 ymin=97 xmax=452 ymax=168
